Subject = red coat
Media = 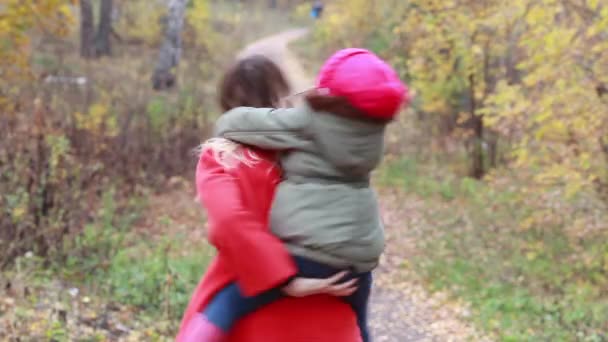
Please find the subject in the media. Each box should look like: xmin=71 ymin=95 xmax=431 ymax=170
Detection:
xmin=177 ymin=147 xmax=361 ymax=342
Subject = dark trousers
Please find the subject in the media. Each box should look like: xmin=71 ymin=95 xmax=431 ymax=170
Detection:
xmin=203 ymin=256 xmax=372 ymax=342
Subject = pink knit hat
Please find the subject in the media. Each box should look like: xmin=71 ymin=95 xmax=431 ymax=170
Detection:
xmin=316 ymin=48 xmax=409 ymax=120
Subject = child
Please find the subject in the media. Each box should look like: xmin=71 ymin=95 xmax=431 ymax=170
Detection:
xmin=202 ymin=49 xmax=408 ymax=342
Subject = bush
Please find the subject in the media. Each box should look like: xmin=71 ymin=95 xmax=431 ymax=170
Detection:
xmin=0 ymin=0 xmax=218 ymax=268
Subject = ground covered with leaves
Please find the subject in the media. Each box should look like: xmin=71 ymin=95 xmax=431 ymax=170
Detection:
xmin=375 ymin=157 xmax=608 ymax=341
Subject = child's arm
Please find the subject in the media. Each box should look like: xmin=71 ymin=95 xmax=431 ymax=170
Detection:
xmin=214 ymin=107 xmax=312 ymax=150
xmin=196 ymin=149 xmax=297 ymax=296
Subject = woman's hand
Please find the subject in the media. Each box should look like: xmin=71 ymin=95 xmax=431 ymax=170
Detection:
xmin=282 ymin=272 xmax=358 ymax=298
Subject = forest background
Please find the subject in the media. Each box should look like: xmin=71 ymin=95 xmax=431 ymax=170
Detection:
xmin=0 ymin=0 xmax=606 ymax=340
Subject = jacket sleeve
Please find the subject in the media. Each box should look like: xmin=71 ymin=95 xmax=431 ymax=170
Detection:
xmin=196 ymin=150 xmax=297 ymax=296
xmin=214 ymin=107 xmax=312 ymax=150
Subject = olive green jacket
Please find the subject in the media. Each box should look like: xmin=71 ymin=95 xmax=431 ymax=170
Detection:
xmin=215 ymin=104 xmax=386 ymax=272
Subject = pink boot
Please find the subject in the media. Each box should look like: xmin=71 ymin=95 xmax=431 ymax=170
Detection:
xmin=177 ymin=315 xmax=226 ymax=342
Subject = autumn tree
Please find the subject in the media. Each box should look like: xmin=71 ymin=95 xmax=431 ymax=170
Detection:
xmin=482 ymin=0 xmax=608 ymax=198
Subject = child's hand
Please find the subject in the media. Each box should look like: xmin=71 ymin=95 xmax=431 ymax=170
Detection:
xmin=282 ymin=272 xmax=358 ymax=298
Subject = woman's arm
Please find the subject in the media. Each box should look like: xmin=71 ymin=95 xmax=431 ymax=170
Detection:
xmin=196 ymin=150 xmax=297 ymax=296
xmin=214 ymin=107 xmax=312 ymax=150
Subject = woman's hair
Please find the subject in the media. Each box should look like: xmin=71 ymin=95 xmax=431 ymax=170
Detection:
xmin=198 ymin=55 xmax=291 ymax=169
xmin=219 ymin=55 xmax=291 ymax=111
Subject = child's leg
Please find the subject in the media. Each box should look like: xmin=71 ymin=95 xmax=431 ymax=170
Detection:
xmin=344 ymin=271 xmax=373 ymax=342
xmin=203 ymin=282 xmax=283 ymax=332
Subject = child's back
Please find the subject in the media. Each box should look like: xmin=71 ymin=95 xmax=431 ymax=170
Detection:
xmin=273 ymin=106 xmax=386 ymax=273
xmin=215 ymin=49 xmax=408 ymax=273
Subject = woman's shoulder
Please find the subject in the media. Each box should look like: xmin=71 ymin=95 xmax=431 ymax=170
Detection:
xmin=197 ymin=138 xmax=277 ymax=171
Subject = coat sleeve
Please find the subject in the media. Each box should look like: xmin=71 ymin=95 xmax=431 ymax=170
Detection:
xmin=214 ymin=107 xmax=312 ymax=150
xmin=196 ymin=150 xmax=297 ymax=296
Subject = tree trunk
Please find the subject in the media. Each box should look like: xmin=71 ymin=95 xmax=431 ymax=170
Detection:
xmin=486 ymin=130 xmax=498 ymax=168
xmin=79 ymin=0 xmax=96 ymax=59
xmin=152 ymin=0 xmax=188 ymax=91
xmin=96 ymin=0 xmax=113 ymax=57
xmin=469 ymin=73 xmax=485 ymax=179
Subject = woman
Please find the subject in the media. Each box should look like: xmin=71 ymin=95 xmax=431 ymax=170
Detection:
xmin=176 ymin=55 xmax=362 ymax=342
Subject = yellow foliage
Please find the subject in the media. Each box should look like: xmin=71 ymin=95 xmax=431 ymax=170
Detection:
xmin=74 ymin=102 xmax=118 ymax=137
xmin=186 ymin=0 xmax=214 ymax=47
xmin=114 ymin=0 xmax=165 ymax=45
xmin=0 ymin=0 xmax=74 ymax=92
xmin=11 ymin=205 xmax=26 ymax=223
xmin=415 ymin=1 xmax=607 ymax=197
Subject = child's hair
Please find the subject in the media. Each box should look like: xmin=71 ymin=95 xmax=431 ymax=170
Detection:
xmin=198 ymin=55 xmax=291 ymax=169
xmin=304 ymin=92 xmax=386 ymax=123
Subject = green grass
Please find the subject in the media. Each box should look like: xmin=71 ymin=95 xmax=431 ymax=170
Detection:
xmin=1 ymin=189 xmax=212 ymax=340
xmin=70 ymin=190 xmax=213 ymax=331
xmin=105 ymin=237 xmax=212 ymax=319
xmin=377 ymin=157 xmax=608 ymax=341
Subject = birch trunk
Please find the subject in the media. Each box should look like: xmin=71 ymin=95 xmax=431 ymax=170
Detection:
xmin=152 ymin=0 xmax=188 ymax=90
